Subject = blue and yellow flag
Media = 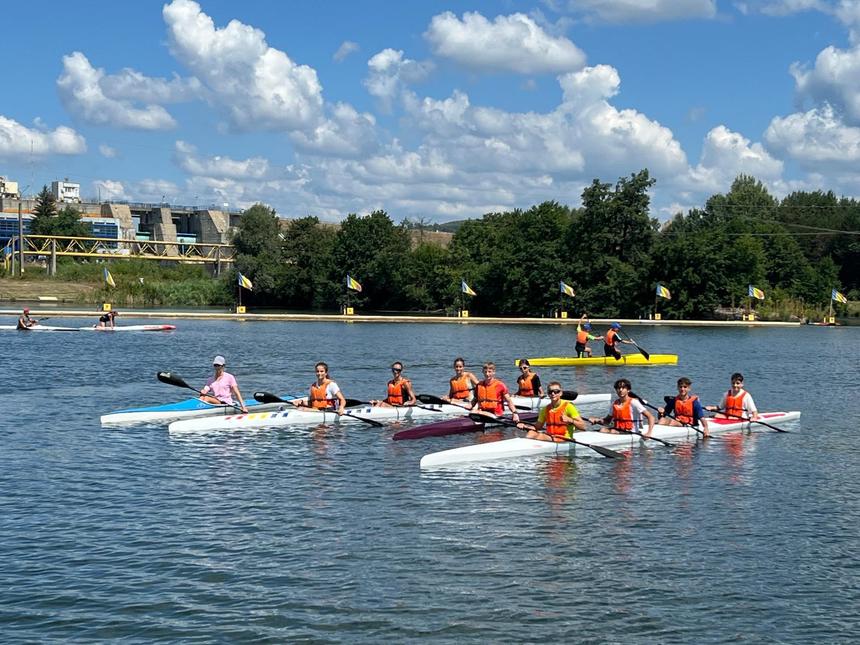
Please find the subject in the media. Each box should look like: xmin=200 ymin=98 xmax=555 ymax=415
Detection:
xmin=748 ymin=285 xmax=765 ymax=300
xmin=832 ymin=289 xmax=848 ymax=304
xmin=559 ymin=281 xmax=575 ymax=297
xmin=346 ymin=275 xmax=362 ymax=292
xmin=656 ymin=283 xmax=671 ymax=299
xmin=104 ymin=268 xmax=116 ymax=288
xmin=461 ymin=280 xmax=476 ymax=297
xmin=237 ymin=272 xmax=253 ymax=290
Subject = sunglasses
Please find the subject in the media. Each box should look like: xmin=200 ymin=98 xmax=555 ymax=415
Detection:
xmin=548 ymin=388 xmax=562 ymax=395
xmin=520 ymin=365 xmax=530 ymax=370
xmin=391 ymin=367 xmax=402 ymax=372
xmin=615 ymin=385 xmax=629 ymax=391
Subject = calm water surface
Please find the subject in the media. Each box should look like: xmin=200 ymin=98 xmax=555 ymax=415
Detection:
xmin=2 ymin=320 xmax=859 ymax=643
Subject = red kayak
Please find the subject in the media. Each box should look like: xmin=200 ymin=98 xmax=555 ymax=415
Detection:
xmin=392 ymin=411 xmax=539 ymax=441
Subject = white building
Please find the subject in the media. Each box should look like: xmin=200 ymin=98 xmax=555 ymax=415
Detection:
xmin=0 ymin=176 xmax=19 ymax=199
xmin=51 ymin=179 xmax=81 ymax=203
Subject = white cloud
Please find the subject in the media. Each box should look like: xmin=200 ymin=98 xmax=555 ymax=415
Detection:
xmin=425 ymin=12 xmax=586 ymax=73
xmin=333 ymin=40 xmax=360 ymax=62
xmin=565 ymin=0 xmax=716 ymax=23
xmin=57 ymin=52 xmax=178 ymax=130
xmin=749 ymin=0 xmax=827 ymax=16
xmin=288 ymin=102 xmax=379 ymax=157
xmin=100 ymin=68 xmax=202 ymax=103
xmin=174 ymin=140 xmax=270 ymax=179
xmin=0 ymin=115 xmax=86 ymax=156
xmin=364 ymin=49 xmax=434 ymax=109
xmin=134 ymin=178 xmax=181 ymax=202
xmin=765 ymin=103 xmax=860 ymax=163
xmin=99 ymin=144 xmax=117 ymax=158
xmin=688 ymin=125 xmax=783 ymax=192
xmin=93 ymin=179 xmax=128 ymax=201
xmin=162 ymin=0 xmax=324 ymax=131
xmin=791 ymin=43 xmax=860 ymax=124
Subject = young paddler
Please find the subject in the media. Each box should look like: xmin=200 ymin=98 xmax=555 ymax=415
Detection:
xmin=520 ymin=381 xmax=587 ymax=442
xmin=17 ymin=307 xmax=38 ymax=330
xmin=575 ymin=314 xmax=603 ymax=358
xmin=706 ymin=372 xmax=759 ymax=421
xmin=659 ymin=376 xmax=710 ymax=437
xmin=199 ymin=355 xmax=249 ymax=413
xmin=603 ymin=322 xmax=634 ymax=359
xmin=444 ymin=357 xmax=479 ymax=407
xmin=301 ymin=362 xmax=347 ymax=415
xmin=372 ymin=361 xmax=417 ymax=407
xmin=589 ymin=378 xmax=654 ymax=437
xmin=471 ymin=362 xmax=520 ymax=422
xmin=515 ymin=358 xmax=544 ymax=397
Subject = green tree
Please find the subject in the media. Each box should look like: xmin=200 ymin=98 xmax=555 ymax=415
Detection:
xmin=29 ymin=205 xmax=90 ymax=237
xmin=231 ymin=204 xmax=285 ymax=303
xmin=280 ymin=216 xmax=338 ymax=309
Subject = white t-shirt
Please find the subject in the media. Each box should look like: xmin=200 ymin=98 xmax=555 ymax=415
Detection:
xmin=607 ymin=398 xmax=648 ymax=429
xmin=719 ymin=389 xmax=758 ymax=416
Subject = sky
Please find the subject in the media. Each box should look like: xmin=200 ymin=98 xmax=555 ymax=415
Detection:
xmin=1 ymin=0 xmax=859 ymax=223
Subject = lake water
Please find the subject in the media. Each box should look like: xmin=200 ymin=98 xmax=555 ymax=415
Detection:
xmin=2 ymin=320 xmax=859 ymax=643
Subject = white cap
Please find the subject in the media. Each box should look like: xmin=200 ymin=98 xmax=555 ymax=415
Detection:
xmin=213 ymin=355 xmax=226 ymax=366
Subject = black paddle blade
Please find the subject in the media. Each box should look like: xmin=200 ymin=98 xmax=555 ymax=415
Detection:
xmin=561 ymin=390 xmax=579 ymax=401
xmin=588 ymin=443 xmax=624 ymax=459
xmin=157 ymin=371 xmax=190 ymax=389
xmin=344 ymin=398 xmax=369 ymax=407
xmin=417 ymin=393 xmax=447 ymax=405
xmin=254 ymin=391 xmax=285 ymax=404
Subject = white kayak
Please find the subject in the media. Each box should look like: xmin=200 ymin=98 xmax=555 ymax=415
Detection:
xmin=101 ymin=395 xmax=301 ymax=425
xmin=419 ymin=411 xmax=802 ymax=468
xmin=166 ymin=392 xmax=611 ymax=434
xmin=1 ymin=324 xmax=176 ymax=332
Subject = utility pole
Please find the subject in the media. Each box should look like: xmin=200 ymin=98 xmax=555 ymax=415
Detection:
xmin=17 ymin=201 xmax=24 ymax=276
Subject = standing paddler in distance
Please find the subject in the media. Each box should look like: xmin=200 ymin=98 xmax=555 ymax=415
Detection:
xmin=706 ymin=372 xmax=759 ymax=421
xmin=575 ymin=314 xmax=603 ymax=358
xmin=299 ymin=361 xmax=347 ymax=415
xmin=200 ymin=355 xmax=249 ymax=413
xmin=444 ymin=357 xmax=480 ymax=407
xmin=515 ymin=358 xmax=544 ymax=397
xmin=372 ymin=361 xmax=417 ymax=407
xmin=519 ymin=381 xmax=587 ymax=442
xmin=603 ymin=322 xmax=634 ymax=359
xmin=471 ymin=362 xmax=520 ymax=423
xmin=17 ymin=307 xmax=38 ymax=330
xmin=97 ymin=310 xmax=118 ymax=329
xmin=659 ymin=376 xmax=710 ymax=437
xmin=589 ymin=378 xmax=655 ymax=437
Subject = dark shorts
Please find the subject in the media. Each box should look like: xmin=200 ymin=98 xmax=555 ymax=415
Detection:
xmin=603 ymin=344 xmax=621 ymax=359
xmin=575 ymin=342 xmax=587 ymax=356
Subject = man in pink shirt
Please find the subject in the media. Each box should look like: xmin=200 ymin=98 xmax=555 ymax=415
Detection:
xmin=200 ymin=355 xmax=248 ymax=413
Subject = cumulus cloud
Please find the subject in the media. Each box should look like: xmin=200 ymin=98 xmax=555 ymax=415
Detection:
xmin=288 ymin=102 xmax=379 ymax=157
xmin=163 ymin=0 xmax=324 ymax=131
xmin=333 ymin=40 xmax=359 ymax=62
xmin=425 ymin=12 xmax=586 ymax=73
xmin=364 ymin=49 xmax=434 ymax=109
xmin=765 ymin=103 xmax=860 ymax=164
xmin=688 ymin=125 xmax=783 ymax=192
xmin=174 ymin=140 xmax=270 ymax=179
xmin=99 ymin=144 xmax=117 ymax=158
xmin=57 ymin=52 xmax=178 ymax=130
xmin=100 ymin=68 xmax=202 ymax=103
xmin=93 ymin=179 xmax=128 ymax=201
xmin=565 ymin=0 xmax=716 ymax=23
xmin=0 ymin=115 xmax=86 ymax=156
xmin=792 ymin=43 xmax=860 ymax=123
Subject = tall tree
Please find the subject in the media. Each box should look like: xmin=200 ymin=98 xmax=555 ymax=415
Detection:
xmin=231 ymin=204 xmax=285 ymax=302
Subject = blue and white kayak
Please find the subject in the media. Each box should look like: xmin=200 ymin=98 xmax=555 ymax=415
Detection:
xmin=100 ymin=395 xmax=300 ymax=425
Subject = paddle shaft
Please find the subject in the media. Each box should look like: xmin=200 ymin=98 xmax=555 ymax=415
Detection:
xmin=157 ymin=371 xmax=246 ymax=413
xmin=618 ymin=329 xmax=650 ymax=361
xmin=254 ymin=391 xmax=384 ymax=427
xmin=712 ymin=409 xmax=789 ymax=433
xmin=469 ymin=413 xmax=624 ymax=459
xmin=641 ymin=398 xmax=709 ymax=438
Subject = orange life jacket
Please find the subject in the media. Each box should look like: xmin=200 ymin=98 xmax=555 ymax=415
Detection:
xmin=544 ymin=401 xmax=571 ymax=438
xmin=476 ymin=380 xmax=506 ymax=414
xmin=605 ymin=329 xmax=619 ymax=347
xmin=612 ymin=398 xmax=634 ymax=430
xmin=386 ymin=378 xmax=410 ymax=405
xmin=450 ymin=374 xmax=472 ymax=400
xmin=725 ymin=390 xmax=747 ymax=417
xmin=674 ymin=395 xmax=698 ymax=425
xmin=516 ymin=372 xmax=537 ymax=396
xmin=310 ymin=379 xmax=334 ymax=409
xmin=576 ymin=329 xmax=589 ymax=344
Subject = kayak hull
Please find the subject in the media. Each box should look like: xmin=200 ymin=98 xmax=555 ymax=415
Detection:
xmin=419 ymin=411 xmax=801 ymax=468
xmin=522 ymin=354 xmax=678 ymax=367
xmin=1 ymin=324 xmax=176 ymax=332
xmin=100 ymin=395 xmax=299 ymax=425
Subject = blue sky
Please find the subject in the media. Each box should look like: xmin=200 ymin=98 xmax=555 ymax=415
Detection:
xmin=1 ymin=0 xmax=859 ymax=222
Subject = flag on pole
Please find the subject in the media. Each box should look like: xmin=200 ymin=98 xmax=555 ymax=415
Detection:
xmin=346 ymin=275 xmax=362 ymax=292
xmin=461 ymin=280 xmax=477 ymax=296
xmin=237 ymin=272 xmax=253 ymax=290
xmin=832 ymin=289 xmax=848 ymax=304
xmin=656 ymin=283 xmax=671 ymax=299
xmin=559 ymin=281 xmax=575 ymax=297
xmin=2 ymin=243 xmax=11 ymax=271
xmin=748 ymin=285 xmax=765 ymax=300
xmin=104 ymin=268 xmax=116 ymax=287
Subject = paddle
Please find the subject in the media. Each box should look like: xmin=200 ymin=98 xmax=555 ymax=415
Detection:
xmin=710 ymin=408 xmax=790 ymax=433
xmin=253 ymin=391 xmax=385 ymax=428
xmin=157 ymin=371 xmax=246 ymax=413
xmin=468 ymin=413 xmax=624 ymax=459
xmin=618 ymin=329 xmax=650 ymax=361
xmin=636 ymin=396 xmax=710 ymax=439
xmin=589 ymin=393 xmax=674 ymax=447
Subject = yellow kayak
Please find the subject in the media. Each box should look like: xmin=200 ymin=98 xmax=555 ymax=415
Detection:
xmin=521 ymin=354 xmax=678 ymax=367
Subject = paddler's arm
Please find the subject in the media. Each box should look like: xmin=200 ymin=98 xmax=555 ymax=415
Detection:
xmin=403 ymin=379 xmax=417 ymax=406
xmin=503 ymin=392 xmax=520 ymax=422
xmin=642 ymin=408 xmax=656 ymax=437
xmin=231 ymin=383 xmax=249 ymax=413
xmin=334 ymin=389 xmax=347 ymax=415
